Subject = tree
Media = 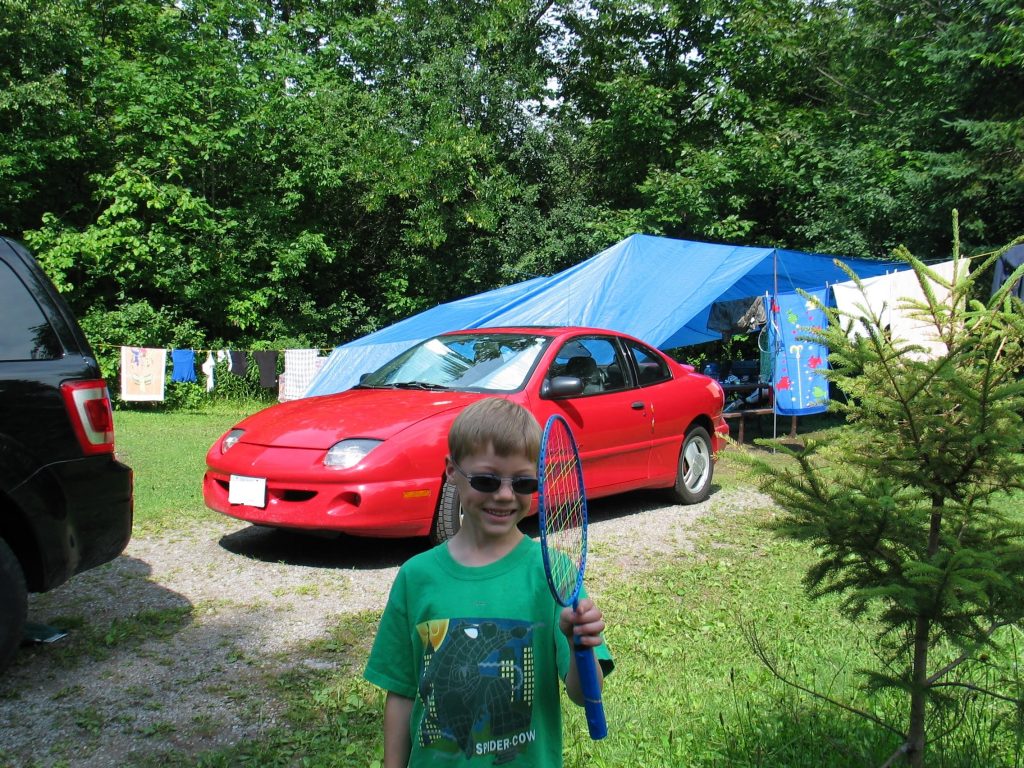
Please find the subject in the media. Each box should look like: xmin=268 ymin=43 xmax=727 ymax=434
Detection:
xmin=749 ymin=218 xmax=1024 ymax=766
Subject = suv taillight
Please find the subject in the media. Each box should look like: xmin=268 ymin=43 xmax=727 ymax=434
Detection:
xmin=60 ymin=380 xmax=115 ymax=454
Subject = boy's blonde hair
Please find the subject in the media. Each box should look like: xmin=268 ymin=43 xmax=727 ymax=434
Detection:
xmin=448 ymin=398 xmax=542 ymax=464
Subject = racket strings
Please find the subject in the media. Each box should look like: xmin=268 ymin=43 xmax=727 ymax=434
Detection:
xmin=541 ymin=424 xmax=586 ymax=605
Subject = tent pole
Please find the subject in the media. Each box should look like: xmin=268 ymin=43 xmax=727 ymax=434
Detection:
xmin=772 ymin=252 xmax=779 ymax=447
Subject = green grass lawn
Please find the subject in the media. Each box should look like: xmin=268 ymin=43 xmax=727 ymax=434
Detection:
xmin=115 ymin=404 xmax=252 ymax=536
xmin=114 ymin=405 xmax=1024 ymax=767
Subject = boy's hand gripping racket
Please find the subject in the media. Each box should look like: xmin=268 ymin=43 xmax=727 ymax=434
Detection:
xmin=538 ymin=414 xmax=607 ymax=740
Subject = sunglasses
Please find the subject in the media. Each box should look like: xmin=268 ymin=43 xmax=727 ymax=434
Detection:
xmin=451 ymin=460 xmax=539 ymax=495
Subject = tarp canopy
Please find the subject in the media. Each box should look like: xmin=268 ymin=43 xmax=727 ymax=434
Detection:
xmin=307 ymin=234 xmax=899 ymax=396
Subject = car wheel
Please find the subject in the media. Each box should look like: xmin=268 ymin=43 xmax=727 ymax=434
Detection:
xmin=670 ymin=426 xmax=714 ymax=505
xmin=431 ymin=478 xmax=462 ymax=545
xmin=0 ymin=538 xmax=27 ymax=672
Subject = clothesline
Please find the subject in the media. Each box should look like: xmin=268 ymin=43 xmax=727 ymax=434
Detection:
xmin=117 ymin=346 xmax=329 ymax=403
xmin=92 ymin=342 xmax=335 ymax=354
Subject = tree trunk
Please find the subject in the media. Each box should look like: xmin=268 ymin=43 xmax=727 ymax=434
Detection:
xmin=906 ymin=614 xmax=930 ymax=767
xmin=905 ymin=505 xmax=944 ymax=766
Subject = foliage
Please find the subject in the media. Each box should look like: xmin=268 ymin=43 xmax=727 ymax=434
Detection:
xmin=1 ymin=0 xmax=1021 ymax=356
xmin=747 ymin=221 xmax=1024 ymax=766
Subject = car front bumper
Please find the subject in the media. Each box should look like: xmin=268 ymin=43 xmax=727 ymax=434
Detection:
xmin=202 ymin=468 xmax=441 ymax=538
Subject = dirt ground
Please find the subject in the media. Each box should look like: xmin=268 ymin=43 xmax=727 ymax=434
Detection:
xmin=0 ymin=483 xmax=764 ymax=767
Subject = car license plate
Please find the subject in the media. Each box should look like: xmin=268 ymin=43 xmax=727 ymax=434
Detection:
xmin=229 ymin=475 xmax=267 ymax=508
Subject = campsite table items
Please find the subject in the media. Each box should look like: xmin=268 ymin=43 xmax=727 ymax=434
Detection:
xmin=721 ymin=382 xmax=772 ymax=408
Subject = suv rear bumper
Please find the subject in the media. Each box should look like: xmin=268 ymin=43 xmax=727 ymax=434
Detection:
xmin=11 ymin=455 xmax=133 ymax=592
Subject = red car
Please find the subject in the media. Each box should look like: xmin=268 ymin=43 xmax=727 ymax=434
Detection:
xmin=203 ymin=327 xmax=728 ymax=543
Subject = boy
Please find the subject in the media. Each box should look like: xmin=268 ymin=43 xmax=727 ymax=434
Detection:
xmin=364 ymin=398 xmax=612 ymax=766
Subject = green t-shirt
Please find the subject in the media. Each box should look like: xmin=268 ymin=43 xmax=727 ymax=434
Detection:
xmin=364 ymin=536 xmax=612 ymax=766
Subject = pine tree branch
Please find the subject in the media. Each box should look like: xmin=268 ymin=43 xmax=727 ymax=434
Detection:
xmin=925 ymin=619 xmax=1014 ymax=686
xmin=744 ymin=624 xmax=903 ymax=736
xmin=930 ymin=680 xmax=1023 ymax=706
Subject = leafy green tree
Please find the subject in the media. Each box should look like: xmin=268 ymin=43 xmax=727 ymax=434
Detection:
xmin=749 ymin=220 xmax=1024 ymax=765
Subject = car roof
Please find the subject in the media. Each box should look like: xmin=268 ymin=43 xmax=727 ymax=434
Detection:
xmin=439 ymin=325 xmax=631 ymax=338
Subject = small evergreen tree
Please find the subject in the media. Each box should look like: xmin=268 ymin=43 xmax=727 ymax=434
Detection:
xmin=750 ymin=217 xmax=1024 ymax=766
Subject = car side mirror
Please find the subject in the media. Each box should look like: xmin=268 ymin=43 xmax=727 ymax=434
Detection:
xmin=542 ymin=375 xmax=585 ymax=399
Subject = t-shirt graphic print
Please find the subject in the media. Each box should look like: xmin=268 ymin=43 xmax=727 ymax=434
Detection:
xmin=417 ymin=617 xmax=537 ymax=762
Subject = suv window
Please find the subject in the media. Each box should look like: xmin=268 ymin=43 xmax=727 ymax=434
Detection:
xmin=0 ymin=261 xmax=62 ymax=361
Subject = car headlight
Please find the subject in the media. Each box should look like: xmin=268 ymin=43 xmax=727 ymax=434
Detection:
xmin=324 ymin=439 xmax=382 ymax=469
xmin=221 ymin=428 xmax=245 ymax=453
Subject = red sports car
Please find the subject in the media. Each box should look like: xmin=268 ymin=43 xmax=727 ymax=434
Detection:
xmin=203 ymin=327 xmax=728 ymax=543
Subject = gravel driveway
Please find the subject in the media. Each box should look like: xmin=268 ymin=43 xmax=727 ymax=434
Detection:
xmin=0 ymin=483 xmax=764 ymax=767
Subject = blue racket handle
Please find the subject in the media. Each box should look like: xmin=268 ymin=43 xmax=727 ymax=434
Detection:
xmin=574 ymin=644 xmax=607 ymax=740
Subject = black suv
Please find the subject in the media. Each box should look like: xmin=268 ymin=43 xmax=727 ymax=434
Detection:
xmin=0 ymin=237 xmax=133 ymax=671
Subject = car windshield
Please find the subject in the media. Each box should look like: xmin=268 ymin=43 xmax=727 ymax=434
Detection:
xmin=361 ymin=333 xmax=550 ymax=392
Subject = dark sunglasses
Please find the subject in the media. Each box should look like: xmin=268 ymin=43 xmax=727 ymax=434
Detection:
xmin=451 ymin=460 xmax=539 ymax=495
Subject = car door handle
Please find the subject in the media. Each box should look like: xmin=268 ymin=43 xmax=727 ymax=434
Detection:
xmin=631 ymin=401 xmax=645 ymax=410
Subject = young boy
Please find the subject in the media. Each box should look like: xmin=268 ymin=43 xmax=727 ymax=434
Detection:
xmin=364 ymin=398 xmax=612 ymax=767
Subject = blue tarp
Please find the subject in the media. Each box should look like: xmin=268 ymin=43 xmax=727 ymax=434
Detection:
xmin=307 ymin=234 xmax=898 ymax=396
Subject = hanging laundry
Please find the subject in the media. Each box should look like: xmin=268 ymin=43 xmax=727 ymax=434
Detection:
xmin=831 ymin=260 xmax=964 ymax=360
xmin=708 ymin=297 xmax=763 ymax=335
xmin=121 ymin=347 xmax=167 ymax=402
xmin=280 ymin=349 xmax=322 ymax=401
xmin=252 ymin=350 xmax=279 ymax=388
xmin=228 ymin=350 xmax=249 ymax=377
xmin=738 ymin=296 xmax=768 ymax=331
xmin=201 ymin=351 xmax=216 ymax=392
xmin=990 ymin=243 xmax=1024 ymax=301
xmin=770 ymin=290 xmax=829 ymax=417
xmin=170 ymin=349 xmax=197 ymax=383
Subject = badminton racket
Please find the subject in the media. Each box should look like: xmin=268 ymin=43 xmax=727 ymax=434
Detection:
xmin=537 ymin=414 xmax=607 ymax=740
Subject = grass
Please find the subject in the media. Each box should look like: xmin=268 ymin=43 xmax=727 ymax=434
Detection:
xmin=114 ymin=403 xmax=253 ymax=536
xmin=109 ymin=403 xmax=1024 ymax=767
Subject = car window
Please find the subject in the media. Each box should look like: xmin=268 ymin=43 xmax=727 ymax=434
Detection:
xmin=363 ymin=333 xmax=548 ymax=392
xmin=0 ymin=260 xmax=62 ymax=361
xmin=547 ymin=336 xmax=630 ymax=396
xmin=625 ymin=340 xmax=671 ymax=387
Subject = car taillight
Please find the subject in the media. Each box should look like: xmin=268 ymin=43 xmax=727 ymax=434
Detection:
xmin=61 ymin=380 xmax=116 ymax=454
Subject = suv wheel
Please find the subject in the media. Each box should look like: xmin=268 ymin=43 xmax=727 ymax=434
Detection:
xmin=0 ymin=538 xmax=27 ymax=671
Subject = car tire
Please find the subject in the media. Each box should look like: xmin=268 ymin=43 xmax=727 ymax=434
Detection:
xmin=0 ymin=537 xmax=27 ymax=672
xmin=670 ymin=426 xmax=714 ymax=505
xmin=431 ymin=479 xmax=462 ymax=545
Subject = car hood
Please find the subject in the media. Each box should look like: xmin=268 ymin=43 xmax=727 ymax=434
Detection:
xmin=234 ymin=388 xmax=488 ymax=449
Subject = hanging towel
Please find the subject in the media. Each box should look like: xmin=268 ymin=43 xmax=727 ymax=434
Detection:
xmin=770 ymin=290 xmax=829 ymax=417
xmin=121 ymin=346 xmax=168 ymax=402
xmin=170 ymin=349 xmax=197 ymax=383
xmin=253 ymin=350 xmax=279 ymax=388
xmin=831 ymin=260 xmax=964 ymax=360
xmin=228 ymin=350 xmax=249 ymax=377
xmin=201 ymin=351 xmax=216 ymax=392
xmin=280 ymin=349 xmax=321 ymax=401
